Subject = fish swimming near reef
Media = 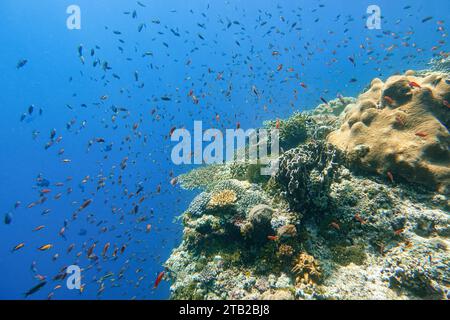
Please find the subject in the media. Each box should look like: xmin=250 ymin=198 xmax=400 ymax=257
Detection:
xmin=24 ymin=281 xmax=47 ymax=298
xmin=153 ymin=271 xmax=165 ymax=289
xmin=4 ymin=212 xmax=12 ymax=225
xmin=16 ymin=59 xmax=28 ymax=69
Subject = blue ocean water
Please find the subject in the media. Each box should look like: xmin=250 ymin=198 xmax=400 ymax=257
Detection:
xmin=0 ymin=0 xmax=448 ymax=300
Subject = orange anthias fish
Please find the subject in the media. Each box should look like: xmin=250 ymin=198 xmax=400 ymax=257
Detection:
xmin=443 ymin=100 xmax=450 ymax=108
xmin=12 ymin=243 xmax=25 ymax=252
xmin=384 ymin=96 xmax=394 ymax=105
xmin=329 ymin=222 xmax=340 ymax=230
xmin=153 ymin=271 xmax=165 ymax=289
xmin=78 ymin=199 xmax=92 ymax=212
xmin=354 ymin=214 xmax=366 ymax=225
xmin=102 ymin=242 xmax=110 ymax=257
xmin=275 ymin=119 xmax=280 ymax=129
xmin=415 ymin=131 xmax=428 ymax=138
xmin=408 ymin=81 xmax=421 ymax=89
xmin=38 ymin=244 xmax=53 ymax=251
xmin=267 ymin=235 xmax=279 ymax=241
xmin=387 ymin=171 xmax=395 ymax=183
xmin=87 ymin=243 xmax=96 ymax=257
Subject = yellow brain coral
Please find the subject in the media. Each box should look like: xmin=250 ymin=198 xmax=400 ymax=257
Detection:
xmin=327 ymin=71 xmax=450 ymax=194
xmin=208 ymin=189 xmax=237 ymax=208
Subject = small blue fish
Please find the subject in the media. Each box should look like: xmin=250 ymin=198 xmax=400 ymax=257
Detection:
xmin=4 ymin=212 xmax=12 ymax=225
xmin=16 ymin=59 xmax=28 ymax=69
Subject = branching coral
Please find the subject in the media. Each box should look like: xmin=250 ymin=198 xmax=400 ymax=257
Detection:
xmin=292 ymin=252 xmax=321 ymax=285
xmin=275 ymin=141 xmax=344 ymax=211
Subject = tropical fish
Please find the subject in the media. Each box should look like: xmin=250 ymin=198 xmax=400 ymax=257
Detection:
xmin=354 ymin=214 xmax=366 ymax=225
xmin=78 ymin=199 xmax=93 ymax=211
xmin=102 ymin=242 xmax=110 ymax=257
xmin=24 ymin=281 xmax=47 ymax=298
xmin=38 ymin=244 xmax=53 ymax=251
xmin=415 ymin=131 xmax=428 ymax=138
xmin=16 ymin=59 xmax=28 ymax=69
xmin=329 ymin=221 xmax=340 ymax=230
xmin=12 ymin=243 xmax=25 ymax=252
xmin=4 ymin=212 xmax=12 ymax=225
xmin=408 ymin=81 xmax=421 ymax=88
xmin=387 ymin=171 xmax=395 ymax=183
xmin=153 ymin=271 xmax=165 ymax=289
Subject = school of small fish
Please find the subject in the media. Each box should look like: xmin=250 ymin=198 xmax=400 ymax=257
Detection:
xmin=5 ymin=1 xmax=449 ymax=299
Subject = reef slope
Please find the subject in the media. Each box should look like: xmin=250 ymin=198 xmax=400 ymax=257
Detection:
xmin=165 ymin=71 xmax=450 ymax=300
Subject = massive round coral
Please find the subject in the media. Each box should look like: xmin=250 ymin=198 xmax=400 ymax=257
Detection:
xmin=327 ymin=71 xmax=450 ymax=194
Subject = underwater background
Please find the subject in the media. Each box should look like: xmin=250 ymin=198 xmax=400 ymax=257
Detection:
xmin=0 ymin=0 xmax=448 ymax=300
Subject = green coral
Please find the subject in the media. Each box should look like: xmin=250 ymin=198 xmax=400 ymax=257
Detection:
xmin=170 ymin=281 xmax=205 ymax=300
xmin=331 ymin=244 xmax=367 ymax=266
xmin=311 ymin=97 xmax=356 ymax=117
xmin=230 ymin=161 xmax=270 ymax=184
xmin=264 ymin=112 xmax=309 ymax=150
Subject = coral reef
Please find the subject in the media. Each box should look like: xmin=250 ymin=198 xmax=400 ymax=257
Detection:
xmin=264 ymin=112 xmax=309 ymax=150
xmin=178 ymin=164 xmax=232 ymax=191
xmin=312 ymin=97 xmax=356 ymax=117
xmin=208 ymin=190 xmax=238 ymax=208
xmin=428 ymin=56 xmax=450 ymax=74
xmin=166 ymin=164 xmax=449 ymax=300
xmin=327 ymin=71 xmax=450 ymax=194
xmin=292 ymin=252 xmax=321 ymax=285
xmin=165 ymin=69 xmax=450 ymax=301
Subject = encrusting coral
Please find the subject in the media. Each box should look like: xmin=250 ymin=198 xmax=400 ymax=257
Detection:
xmin=327 ymin=71 xmax=450 ymax=194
